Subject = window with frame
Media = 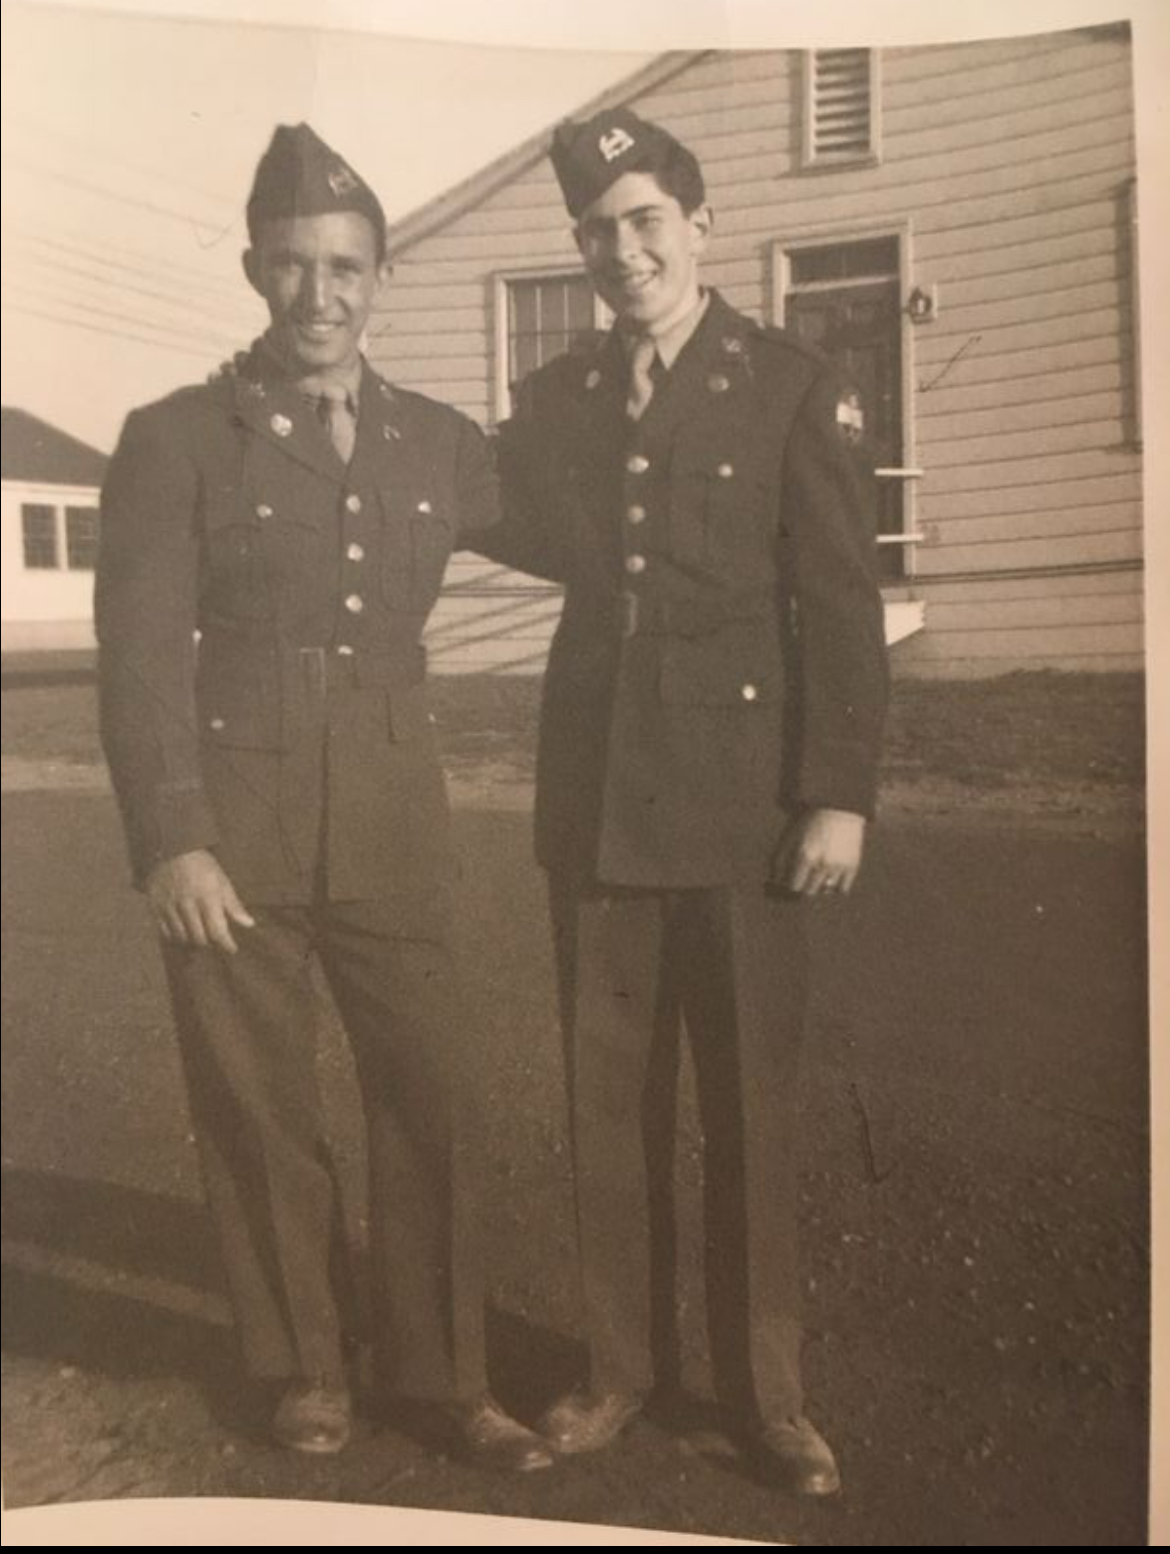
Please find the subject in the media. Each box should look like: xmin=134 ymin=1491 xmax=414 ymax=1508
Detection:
xmin=802 ymin=49 xmax=880 ymax=168
xmin=21 ymin=504 xmax=59 ymax=569
xmin=20 ymin=500 xmax=100 ymax=571
xmin=504 ymin=273 xmax=596 ymax=406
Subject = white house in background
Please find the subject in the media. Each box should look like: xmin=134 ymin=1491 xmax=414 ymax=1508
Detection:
xmin=1 ymin=408 xmax=107 ymax=651
xmin=374 ymin=24 xmax=1143 ymax=678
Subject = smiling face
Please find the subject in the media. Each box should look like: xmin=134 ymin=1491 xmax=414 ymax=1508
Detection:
xmin=243 ymin=211 xmax=390 ymax=380
xmin=574 ymin=170 xmax=711 ymax=334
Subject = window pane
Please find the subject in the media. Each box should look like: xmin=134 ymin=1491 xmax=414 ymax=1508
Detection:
xmin=512 ymin=284 xmax=537 ymax=339
xmin=65 ymin=506 xmax=100 ymax=570
xmin=513 ymin=332 xmax=539 ymax=384
xmin=566 ymin=281 xmax=595 ymax=334
xmin=790 ymin=238 xmax=897 ymax=285
xmin=21 ymin=504 xmax=58 ymax=569
xmin=508 ymin=274 xmax=594 ymax=388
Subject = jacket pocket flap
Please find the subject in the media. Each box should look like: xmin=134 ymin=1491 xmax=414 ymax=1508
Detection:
xmin=196 ymin=642 xmax=285 ymax=749
xmin=659 ymin=642 xmax=782 ymax=709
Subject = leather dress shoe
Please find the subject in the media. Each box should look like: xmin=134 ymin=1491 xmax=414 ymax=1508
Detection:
xmin=272 ymin=1381 xmax=352 ymax=1456
xmin=743 ymin=1415 xmax=841 ymax=1497
xmin=450 ymin=1393 xmax=555 ymax=1473
xmin=539 ymin=1389 xmax=643 ymax=1455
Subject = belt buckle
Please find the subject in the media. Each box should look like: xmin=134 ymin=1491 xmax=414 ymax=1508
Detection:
xmin=619 ymin=590 xmax=639 ymax=639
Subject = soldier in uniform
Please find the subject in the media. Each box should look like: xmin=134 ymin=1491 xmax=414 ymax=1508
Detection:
xmin=492 ymin=109 xmax=889 ymax=1494
xmin=95 ymin=123 xmax=553 ymax=1472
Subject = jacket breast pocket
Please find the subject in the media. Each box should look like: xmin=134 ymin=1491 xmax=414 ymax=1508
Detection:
xmin=203 ymin=499 xmax=270 ymax=622
xmin=668 ymin=447 xmax=775 ymax=585
xmin=659 ymin=637 xmax=782 ymax=711
xmin=203 ymin=497 xmax=323 ymax=622
xmin=379 ymin=491 xmax=455 ymax=614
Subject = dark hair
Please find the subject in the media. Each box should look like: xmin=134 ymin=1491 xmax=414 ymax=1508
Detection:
xmin=637 ymin=140 xmax=706 ymax=214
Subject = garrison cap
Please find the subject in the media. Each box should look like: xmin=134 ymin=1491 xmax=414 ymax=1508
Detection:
xmin=550 ymin=107 xmax=703 ymax=218
xmin=246 ymin=123 xmax=387 ymax=250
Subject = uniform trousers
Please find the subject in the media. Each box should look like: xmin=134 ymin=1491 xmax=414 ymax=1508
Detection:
xmin=551 ymin=881 xmax=809 ymax=1426
xmin=162 ymin=895 xmax=487 ymax=1405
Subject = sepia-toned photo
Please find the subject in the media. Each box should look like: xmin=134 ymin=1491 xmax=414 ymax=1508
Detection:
xmin=1 ymin=0 xmax=1161 ymax=1543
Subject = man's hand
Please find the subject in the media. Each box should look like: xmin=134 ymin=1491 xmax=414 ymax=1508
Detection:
xmin=147 ymin=849 xmax=256 ymax=953
xmin=776 ymin=808 xmax=867 ymax=897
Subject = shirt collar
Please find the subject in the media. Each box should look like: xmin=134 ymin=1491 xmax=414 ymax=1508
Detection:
xmin=620 ymin=288 xmax=711 ymax=372
xmin=258 ymin=333 xmax=363 ymax=410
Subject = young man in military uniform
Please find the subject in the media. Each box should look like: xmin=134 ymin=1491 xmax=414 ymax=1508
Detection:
xmin=96 ymin=123 xmax=552 ymax=1472
xmin=493 ymin=109 xmax=889 ymax=1495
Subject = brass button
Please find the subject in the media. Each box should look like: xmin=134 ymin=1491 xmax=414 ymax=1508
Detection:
xmin=625 ymin=554 xmax=647 ymax=575
xmin=627 ymin=505 xmax=647 ymax=524
xmin=344 ymin=594 xmax=364 ymax=613
xmin=346 ymin=542 xmax=365 ymax=562
xmin=417 ymin=499 xmax=433 ymax=514
xmin=626 ymin=453 xmax=650 ymax=474
xmin=270 ymin=413 xmax=293 ymax=436
xmin=345 ymin=493 xmax=362 ymax=514
xmin=708 ymin=373 xmax=730 ymax=394
xmin=208 ymin=716 xmax=226 ymax=731
xmin=255 ymin=503 xmax=273 ymax=519
xmin=717 ymin=462 xmax=734 ymax=479
xmin=741 ymin=683 xmax=758 ymax=702
xmin=336 ymin=644 xmax=355 ymax=656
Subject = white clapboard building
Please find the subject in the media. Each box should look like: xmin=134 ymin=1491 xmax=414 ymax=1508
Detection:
xmin=1 ymin=407 xmax=107 ymax=652
xmin=371 ymin=24 xmax=1142 ymax=677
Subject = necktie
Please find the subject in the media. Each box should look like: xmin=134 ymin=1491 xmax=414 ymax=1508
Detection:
xmin=314 ymin=385 xmax=357 ymax=465
xmin=626 ymin=335 xmax=662 ymax=422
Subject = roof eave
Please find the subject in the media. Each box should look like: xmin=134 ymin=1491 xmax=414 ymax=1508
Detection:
xmin=385 ymin=49 xmax=712 ymax=260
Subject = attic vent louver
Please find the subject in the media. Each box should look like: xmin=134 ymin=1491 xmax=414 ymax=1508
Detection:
xmin=804 ymin=49 xmax=879 ymax=167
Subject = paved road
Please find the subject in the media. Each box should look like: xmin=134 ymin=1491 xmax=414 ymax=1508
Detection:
xmin=1 ymin=782 xmax=1150 ymax=1545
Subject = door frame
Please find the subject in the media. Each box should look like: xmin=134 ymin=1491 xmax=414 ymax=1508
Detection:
xmin=767 ymin=218 xmax=920 ymax=579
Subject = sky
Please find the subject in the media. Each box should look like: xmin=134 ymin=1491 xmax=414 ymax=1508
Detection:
xmin=0 ymin=3 xmax=649 ymax=449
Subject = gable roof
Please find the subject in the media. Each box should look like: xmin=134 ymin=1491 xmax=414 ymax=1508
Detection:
xmin=385 ymin=50 xmax=710 ymax=259
xmin=2 ymin=407 xmax=108 ymax=486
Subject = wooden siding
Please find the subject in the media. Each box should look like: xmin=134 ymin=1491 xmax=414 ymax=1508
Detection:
xmin=373 ymin=26 xmax=1141 ymax=678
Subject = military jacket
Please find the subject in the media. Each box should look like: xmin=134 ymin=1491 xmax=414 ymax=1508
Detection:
xmin=96 ymin=343 xmax=498 ymax=904
xmin=490 ymin=291 xmax=889 ymax=889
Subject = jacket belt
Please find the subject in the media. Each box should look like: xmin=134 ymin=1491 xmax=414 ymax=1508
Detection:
xmin=295 ymin=643 xmax=428 ymax=691
xmin=616 ymin=589 xmax=775 ymax=640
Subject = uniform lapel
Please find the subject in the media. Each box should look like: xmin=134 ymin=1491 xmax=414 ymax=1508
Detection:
xmin=346 ymin=359 xmax=401 ymax=490
xmin=574 ymin=329 xmax=628 ymax=453
xmin=638 ymin=291 xmax=753 ymax=454
xmin=227 ymin=346 xmax=345 ymax=487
